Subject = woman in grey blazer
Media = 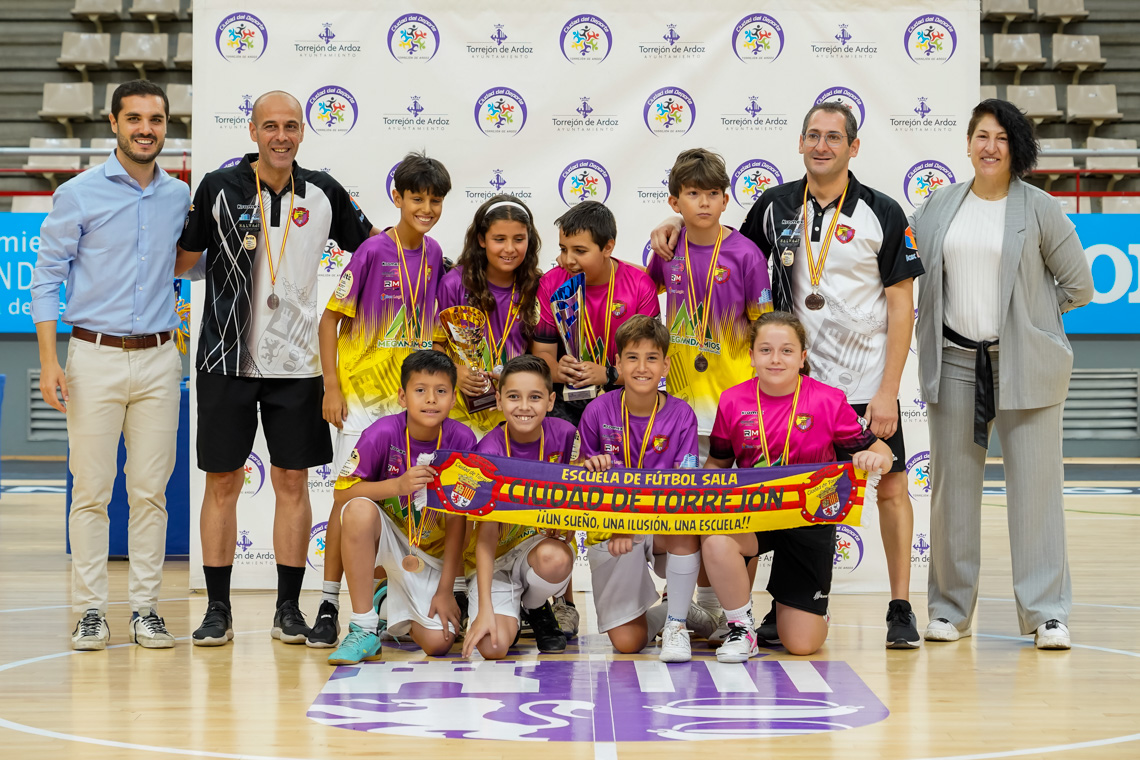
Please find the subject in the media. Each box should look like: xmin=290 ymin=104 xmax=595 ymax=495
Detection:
xmin=909 ymin=99 xmax=1093 ymax=650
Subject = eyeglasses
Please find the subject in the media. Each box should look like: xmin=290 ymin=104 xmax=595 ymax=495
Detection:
xmin=802 ymin=131 xmax=847 ymax=147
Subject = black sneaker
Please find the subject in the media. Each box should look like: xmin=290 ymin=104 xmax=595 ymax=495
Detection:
xmin=192 ymin=601 xmax=233 ymax=647
xmin=756 ymin=600 xmax=780 ymax=646
xmin=272 ymin=600 xmax=311 ymax=644
xmin=886 ymin=599 xmax=921 ymax=649
xmin=307 ymin=600 xmax=340 ymax=648
xmin=518 ymin=606 xmax=534 ymax=638
xmin=523 ymin=601 xmax=567 ymax=653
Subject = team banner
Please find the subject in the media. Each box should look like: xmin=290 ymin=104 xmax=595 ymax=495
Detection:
xmin=425 ymin=451 xmax=870 ymax=534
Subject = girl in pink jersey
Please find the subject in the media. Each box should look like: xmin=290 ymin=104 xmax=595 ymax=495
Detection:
xmin=703 ymin=312 xmax=891 ymax=660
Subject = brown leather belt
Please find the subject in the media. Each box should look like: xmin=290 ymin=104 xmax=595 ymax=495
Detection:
xmin=71 ymin=326 xmax=173 ymax=350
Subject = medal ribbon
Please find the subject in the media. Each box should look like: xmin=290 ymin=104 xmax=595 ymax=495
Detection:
xmin=486 ymin=282 xmax=518 ymax=367
xmin=503 ymin=424 xmax=544 ymax=461
xmin=682 ymin=225 xmax=724 ymax=355
xmin=254 ymin=167 xmax=295 ymax=291
xmin=581 ymin=260 xmax=616 ymax=365
xmin=802 ymin=183 xmax=849 ymax=293
xmin=404 ymin=422 xmax=442 ymax=548
xmin=393 ymin=229 xmax=428 ymax=346
xmin=754 ymin=375 xmax=802 ymax=468
xmin=621 ymin=390 xmax=660 ymax=469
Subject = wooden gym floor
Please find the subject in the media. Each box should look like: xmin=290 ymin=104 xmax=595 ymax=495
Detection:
xmin=0 ymin=471 xmax=1138 ymax=759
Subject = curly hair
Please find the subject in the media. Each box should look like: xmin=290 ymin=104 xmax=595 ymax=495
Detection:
xmin=968 ymin=99 xmax=1039 ymax=177
xmin=457 ymin=195 xmax=542 ymax=340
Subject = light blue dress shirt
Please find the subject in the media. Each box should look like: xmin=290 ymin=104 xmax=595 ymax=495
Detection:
xmin=31 ymin=150 xmax=191 ymax=335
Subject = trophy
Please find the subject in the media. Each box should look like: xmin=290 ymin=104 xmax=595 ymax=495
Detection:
xmin=437 ymin=305 xmax=499 ymax=413
xmin=551 ymin=274 xmax=598 ymax=402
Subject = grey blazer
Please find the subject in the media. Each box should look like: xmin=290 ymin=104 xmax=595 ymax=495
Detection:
xmin=909 ymin=177 xmax=1094 ymax=410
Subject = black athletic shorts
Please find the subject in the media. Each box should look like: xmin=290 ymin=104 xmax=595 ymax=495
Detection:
xmin=196 ymin=372 xmax=332 ymax=473
xmin=843 ymin=400 xmax=907 ymax=473
xmin=746 ymin=525 xmax=835 ymax=616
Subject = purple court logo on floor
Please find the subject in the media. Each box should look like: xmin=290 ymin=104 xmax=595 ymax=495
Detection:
xmin=813 ymin=87 xmax=865 ymax=129
xmin=644 ymin=87 xmax=696 ymax=136
xmin=904 ymin=161 xmax=956 ymax=207
xmin=732 ymin=14 xmax=784 ymax=62
xmin=559 ymin=160 xmax=611 ymax=206
xmin=306 ymin=86 xmax=358 ymax=135
xmin=732 ymin=159 xmax=783 ymax=208
xmin=309 ymin=659 xmax=889 ymax=741
xmin=216 ymin=12 xmax=267 ymax=61
xmin=388 ymin=14 xmax=439 ymax=62
xmin=475 ymin=87 xmax=527 ymax=136
xmin=904 ymin=15 xmax=957 ymax=63
xmin=560 ymin=15 xmax=612 ymax=63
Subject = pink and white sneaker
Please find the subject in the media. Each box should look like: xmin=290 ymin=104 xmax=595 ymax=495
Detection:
xmin=716 ymin=622 xmax=759 ymax=663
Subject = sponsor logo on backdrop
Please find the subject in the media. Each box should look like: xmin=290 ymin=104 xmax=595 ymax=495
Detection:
xmin=465 ymin=169 xmax=532 ymax=204
xmin=814 ymin=87 xmax=866 ymax=129
xmin=216 ymin=13 xmax=267 ymax=61
xmin=213 ymin=94 xmax=253 ymax=129
xmin=551 ymin=96 xmax=620 ymax=133
xmin=385 ymin=162 xmax=400 ymax=205
xmin=813 ymin=23 xmax=878 ymax=59
xmin=721 ymin=95 xmax=789 ymax=132
xmin=642 ymin=240 xmax=654 ymax=267
xmin=559 ymin=160 xmax=611 ymax=206
xmin=904 ymin=161 xmax=956 ymax=207
xmin=242 ymin=452 xmax=265 ymax=496
xmin=643 ymin=87 xmax=696 ymax=136
xmin=295 ymin=22 xmax=360 ymax=58
xmin=731 ymin=160 xmax=783 ymax=209
xmin=833 ymin=524 xmax=864 ymax=573
xmin=636 ymin=168 xmax=671 ymax=205
xmin=474 ymin=87 xmax=528 ymax=136
xmin=732 ymin=14 xmax=784 ymax=62
xmin=639 ymin=23 xmax=705 ymax=59
xmin=891 ymin=96 xmax=959 ymax=133
xmin=906 ymin=451 xmax=932 ymax=499
xmin=904 ymin=15 xmax=957 ymax=63
xmin=317 ymin=166 xmax=360 ymax=202
xmin=219 ymin=156 xmax=242 ymax=169
xmin=307 ymin=521 xmax=328 ymax=571
xmin=309 ymin=660 xmax=889 ymax=740
xmin=911 ymin=532 xmax=931 ymax=566
xmin=234 ymin=528 xmax=274 ymax=566
xmin=901 ymin=390 xmax=928 ymax=423
xmin=306 ymin=86 xmax=359 ymax=136
xmin=467 ymin=22 xmax=533 ymax=59
xmin=321 ymin=240 xmax=347 ymax=277
xmin=383 ymin=95 xmax=449 ymax=132
xmin=560 ymin=15 xmax=612 ymax=63
xmin=388 ymin=14 xmax=439 ymax=62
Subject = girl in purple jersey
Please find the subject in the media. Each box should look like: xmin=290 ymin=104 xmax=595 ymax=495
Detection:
xmin=702 ymin=312 xmax=891 ymax=661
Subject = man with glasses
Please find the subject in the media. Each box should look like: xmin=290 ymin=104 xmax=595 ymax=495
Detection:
xmin=650 ymin=101 xmax=925 ymax=650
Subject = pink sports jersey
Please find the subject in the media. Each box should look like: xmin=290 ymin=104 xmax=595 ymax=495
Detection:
xmin=709 ymin=376 xmax=877 ymax=468
xmin=578 ymin=390 xmax=699 ymax=469
xmin=474 ymin=416 xmax=579 ymax=464
xmin=535 ymin=259 xmax=660 ymax=365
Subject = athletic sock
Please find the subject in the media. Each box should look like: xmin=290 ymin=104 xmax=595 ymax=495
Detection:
xmin=203 ymin=565 xmax=232 ymax=607
xmin=351 ymin=608 xmax=381 ymax=633
xmin=665 ymin=552 xmax=701 ymax=622
xmin=695 ymin=585 xmax=720 ymax=610
xmin=276 ymin=564 xmax=306 ymax=609
xmin=322 ymin=580 xmax=341 ymax=609
xmin=521 ymin=567 xmax=572 ymax=610
xmin=453 ymin=576 xmax=467 ymax=594
xmin=723 ymin=602 xmax=754 ymax=629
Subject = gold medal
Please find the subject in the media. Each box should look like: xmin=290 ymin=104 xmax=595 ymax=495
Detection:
xmin=243 ymin=233 xmax=257 ymax=251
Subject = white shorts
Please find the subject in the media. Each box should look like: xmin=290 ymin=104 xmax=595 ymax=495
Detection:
xmin=333 ymin=428 xmax=363 ymax=478
xmin=373 ymin=509 xmax=454 ymax=637
xmin=466 ymin=534 xmax=568 ymax=622
xmin=587 ymin=536 xmax=661 ymax=633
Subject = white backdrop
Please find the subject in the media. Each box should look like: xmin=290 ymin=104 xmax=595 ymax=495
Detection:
xmin=190 ymin=0 xmax=976 ymax=591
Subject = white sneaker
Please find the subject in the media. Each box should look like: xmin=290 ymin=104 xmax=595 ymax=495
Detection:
xmin=659 ymin=620 xmax=692 ymax=663
xmin=129 ymin=607 xmax=175 ymax=649
xmin=706 ymin=610 xmax=729 ymax=644
xmin=685 ymin=602 xmax=717 ymax=641
xmin=1035 ymin=620 xmax=1071 ymax=650
xmin=72 ymin=609 xmax=110 ymax=651
xmin=551 ymin=597 xmax=580 ymax=638
xmin=716 ymin=623 xmax=759 ymax=663
xmin=924 ymin=618 xmax=969 ymax=642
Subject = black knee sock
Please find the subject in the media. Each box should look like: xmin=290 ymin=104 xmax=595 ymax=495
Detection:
xmin=203 ymin=565 xmax=232 ymax=607
xmin=276 ymin=564 xmax=306 ymax=609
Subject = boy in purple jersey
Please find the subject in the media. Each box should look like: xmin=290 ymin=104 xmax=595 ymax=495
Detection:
xmin=703 ymin=313 xmax=891 ymax=661
xmin=578 ymin=316 xmax=714 ymax=662
xmin=326 ymin=351 xmax=476 ymax=665
xmin=464 ymin=356 xmax=578 ymax=657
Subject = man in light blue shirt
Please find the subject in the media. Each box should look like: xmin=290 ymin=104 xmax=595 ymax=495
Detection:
xmin=31 ymin=80 xmax=190 ymax=651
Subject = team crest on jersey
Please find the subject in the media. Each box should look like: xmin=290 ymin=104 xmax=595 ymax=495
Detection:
xmin=834 ymin=224 xmax=855 ymax=243
xmin=292 ymin=207 xmax=310 ymax=227
xmin=339 ymin=448 xmax=360 ymax=477
xmin=547 ymin=453 xmax=563 ymax=463
xmin=795 ymin=414 xmax=814 ymax=431
xmin=333 ymin=270 xmax=353 ymax=299
xmin=426 ymin=265 xmax=433 ymax=281
xmin=611 ymin=302 xmax=626 ymax=317
xmin=652 ymin=435 xmax=669 ymax=453
xmin=714 ymin=265 xmax=730 ymax=283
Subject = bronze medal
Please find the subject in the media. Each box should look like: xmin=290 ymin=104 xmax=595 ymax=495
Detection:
xmin=805 ymin=293 xmax=825 ymax=311
xmin=267 ymin=293 xmax=280 ymax=310
xmin=243 ymin=233 xmax=257 ymax=251
xmin=694 ymin=354 xmax=709 ymax=372
xmin=401 ymin=554 xmax=425 ymax=574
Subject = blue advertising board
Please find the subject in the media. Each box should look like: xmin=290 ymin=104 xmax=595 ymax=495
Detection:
xmin=1064 ymin=214 xmax=1140 ymax=334
xmin=0 ymin=212 xmax=66 ymax=333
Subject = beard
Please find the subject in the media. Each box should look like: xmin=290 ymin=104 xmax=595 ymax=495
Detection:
xmin=116 ymin=130 xmax=164 ymax=165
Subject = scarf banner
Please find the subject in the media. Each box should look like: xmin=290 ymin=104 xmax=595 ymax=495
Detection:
xmin=425 ymin=451 xmax=868 ymax=535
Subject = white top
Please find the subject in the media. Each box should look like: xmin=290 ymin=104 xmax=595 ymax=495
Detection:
xmin=942 ymin=191 xmax=1007 ymax=344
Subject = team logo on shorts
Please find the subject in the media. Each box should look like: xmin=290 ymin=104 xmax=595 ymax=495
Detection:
xmin=813 ymin=86 xmax=865 ymax=129
xmin=339 ymin=448 xmax=360 ymax=478
xmin=216 ymin=13 xmax=267 ymax=61
xmin=333 ymin=270 xmax=353 ymax=300
xmin=714 ymin=266 xmax=730 ymax=283
xmin=731 ymin=159 xmax=783 ymax=209
xmin=474 ymin=87 xmax=528 ymax=136
xmin=795 ymin=414 xmax=814 ymax=431
xmin=611 ymin=302 xmax=626 ymax=317
xmin=387 ymin=14 xmax=440 ymax=62
xmin=834 ymin=224 xmax=855 ymax=243
xmin=732 ymin=13 xmax=785 ymax=62
xmin=292 ymin=208 xmax=309 ymax=227
xmin=559 ymin=159 xmax=611 ymax=206
xmin=643 ymin=86 xmax=696 ymax=136
xmin=904 ymin=160 xmax=956 ymax=207
xmin=905 ymin=15 xmax=957 ymax=64
xmin=559 ymin=15 xmax=612 ymax=63
xmin=652 ymin=435 xmax=669 ymax=453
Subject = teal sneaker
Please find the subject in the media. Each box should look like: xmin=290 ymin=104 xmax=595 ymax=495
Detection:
xmin=327 ymin=623 xmax=382 ymax=665
xmin=373 ymin=579 xmax=392 ymax=640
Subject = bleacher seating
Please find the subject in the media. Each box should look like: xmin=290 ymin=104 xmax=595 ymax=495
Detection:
xmin=1054 ymin=196 xmax=1090 ymax=214
xmin=980 ymin=35 xmax=990 ymax=67
xmin=115 ymin=33 xmax=169 ymax=79
xmin=1006 ymin=85 xmax=1063 ymax=124
xmin=57 ymin=33 xmax=112 ymax=81
xmin=980 ymin=85 xmax=999 ymax=102
xmin=157 ymin=137 xmax=191 ymax=174
xmin=1085 ymin=137 xmax=1138 ymax=191
xmin=1037 ymin=138 xmax=1075 ymax=190
xmin=70 ymin=0 xmax=122 ymax=34
xmin=86 ymin=138 xmax=117 ymax=168
xmin=128 ymin=0 xmax=181 ymax=33
xmin=11 ymin=196 xmax=56 ymax=213
xmin=1037 ymin=0 xmax=1089 ymax=32
xmin=38 ymin=82 xmax=94 ymax=138
xmin=1101 ymin=197 xmax=1140 ymax=214
xmin=168 ymin=83 xmax=192 ymax=134
xmin=992 ymin=34 xmax=1046 ymax=84
xmin=1053 ymin=34 xmax=1106 ymax=83
xmin=982 ymin=0 xmax=1033 ymax=34
xmin=22 ymin=138 xmax=82 ymax=190
xmin=173 ymin=33 xmax=192 ymax=68
xmin=1066 ymin=84 xmax=1124 ymax=135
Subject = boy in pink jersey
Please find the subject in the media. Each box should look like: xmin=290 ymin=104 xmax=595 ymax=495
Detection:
xmin=464 ymin=356 xmax=578 ymax=657
xmin=577 ymin=316 xmax=715 ymax=662
xmin=703 ymin=312 xmax=891 ymax=661
xmin=326 ymin=351 xmax=477 ymax=665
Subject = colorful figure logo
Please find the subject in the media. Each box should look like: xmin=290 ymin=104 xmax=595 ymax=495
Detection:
xmin=731 ymin=159 xmax=783 ymax=209
xmin=307 ymin=522 xmax=328 ymax=570
xmin=906 ymin=451 xmax=933 ymax=499
xmin=903 ymin=161 xmax=956 ymax=207
xmin=904 ymin=14 xmax=958 ymax=63
xmin=558 ymin=159 xmax=611 ymax=206
xmin=321 ymin=240 xmax=345 ymax=274
xmin=833 ymin=524 xmax=864 ymax=573
xmin=560 ymin=15 xmax=612 ymax=63
xmin=643 ymin=87 xmax=696 ymax=136
xmin=733 ymin=14 xmax=784 ymax=62
xmin=306 ymin=86 xmax=359 ymax=135
xmin=813 ymin=87 xmax=866 ymax=129
xmin=215 ymin=13 xmax=267 ymax=61
xmin=474 ymin=87 xmax=528 ymax=137
xmin=387 ymin=14 xmax=440 ymax=62
xmin=243 ymin=452 xmax=266 ymax=496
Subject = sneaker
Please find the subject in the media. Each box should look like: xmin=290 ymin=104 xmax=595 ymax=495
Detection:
xmin=373 ymin=579 xmax=397 ymax=641
xmin=685 ymin=602 xmax=717 ymax=641
xmin=1034 ymin=620 xmax=1071 ymax=650
xmin=327 ymin=622 xmax=382 ymax=665
xmin=659 ymin=620 xmax=692 ymax=663
xmin=716 ymin=623 xmax=759 ymax=663
xmin=518 ymin=606 xmax=534 ymax=638
xmin=924 ymin=618 xmax=969 ymax=642
xmin=756 ymin=601 xmax=780 ymax=646
xmin=524 ymin=601 xmax=567 ymax=653
xmin=129 ymin=607 xmax=174 ymax=649
xmin=886 ymin=599 xmax=921 ymax=650
xmin=551 ymin=597 xmax=580 ymax=638
xmin=307 ymin=600 xmax=340 ymax=648
xmin=72 ymin=609 xmax=110 ymax=651
xmin=271 ymin=600 xmax=311 ymax=644
xmin=192 ymin=601 xmax=233 ymax=647
xmin=707 ymin=610 xmax=730 ymax=645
